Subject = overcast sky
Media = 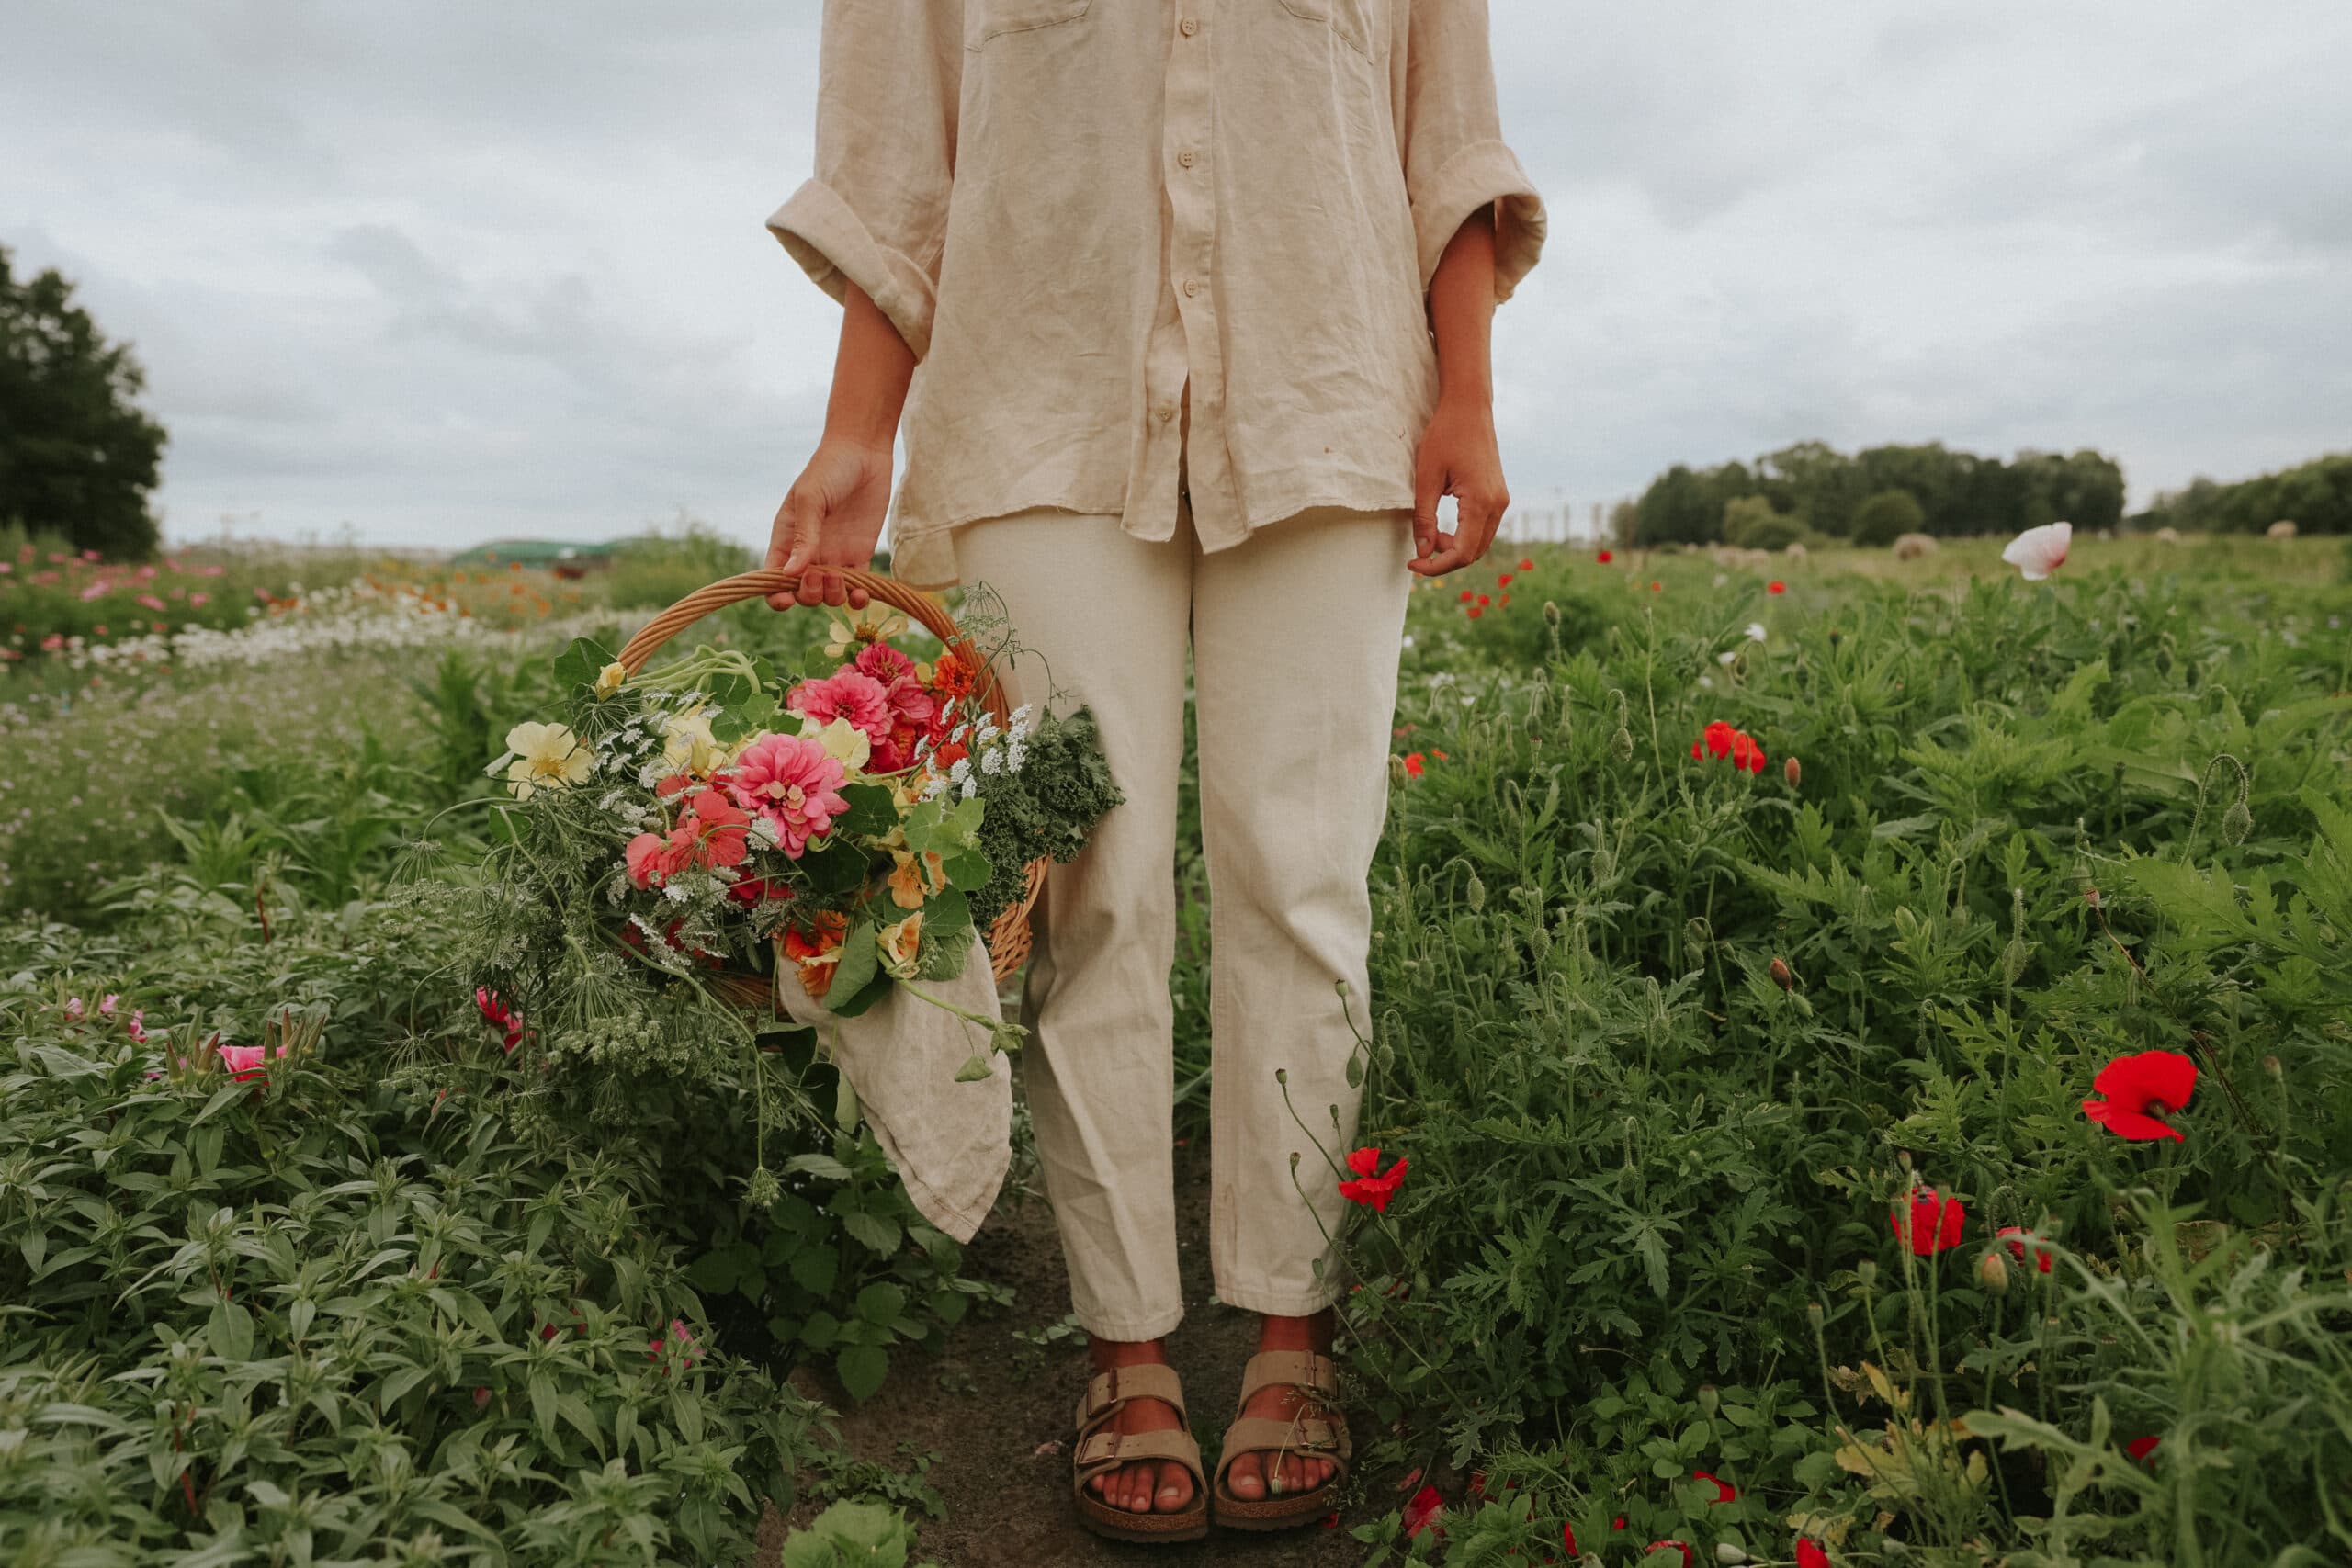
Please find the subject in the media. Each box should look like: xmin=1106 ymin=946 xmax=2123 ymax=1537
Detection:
xmin=6 ymin=2 xmax=2348 ymax=551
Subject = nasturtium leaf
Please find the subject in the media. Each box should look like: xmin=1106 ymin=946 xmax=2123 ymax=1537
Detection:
xmin=825 ymin=921 xmax=879 ymax=1009
xmin=552 ymin=637 xmax=615 ymax=694
xmin=942 ymin=847 xmax=991 ymax=890
xmin=798 ymin=837 xmax=872 ymax=896
xmin=833 ymin=783 xmax=899 ymax=839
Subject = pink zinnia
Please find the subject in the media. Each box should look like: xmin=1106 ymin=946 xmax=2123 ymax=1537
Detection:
xmin=786 ymin=669 xmax=891 ymax=747
xmin=853 ymin=641 xmax=917 ymax=685
xmin=873 ymin=674 xmax=937 ymax=773
xmin=725 ymin=733 xmax=849 ymax=856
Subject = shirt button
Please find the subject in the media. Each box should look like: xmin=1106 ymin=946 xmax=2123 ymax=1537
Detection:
xmin=1177 ymin=149 xmax=1197 ymax=168
xmin=1156 ymin=402 xmax=1177 ymax=422
xmin=1179 ymin=17 xmax=1199 ymax=36
xmin=1182 ymin=278 xmax=1200 ymax=298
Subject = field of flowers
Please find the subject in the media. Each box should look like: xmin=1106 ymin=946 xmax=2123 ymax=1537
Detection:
xmin=3 ymin=531 xmax=2347 ymax=1564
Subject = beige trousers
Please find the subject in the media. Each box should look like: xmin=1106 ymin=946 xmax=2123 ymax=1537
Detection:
xmin=950 ymin=501 xmax=1413 ymax=1340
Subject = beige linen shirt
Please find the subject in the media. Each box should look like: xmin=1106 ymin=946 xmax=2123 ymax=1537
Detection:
xmin=770 ymin=0 xmax=1546 ymax=590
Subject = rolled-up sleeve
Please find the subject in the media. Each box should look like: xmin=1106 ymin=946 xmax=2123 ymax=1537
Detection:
xmin=1400 ymin=0 xmax=1546 ymax=303
xmin=767 ymin=0 xmax=961 ymax=359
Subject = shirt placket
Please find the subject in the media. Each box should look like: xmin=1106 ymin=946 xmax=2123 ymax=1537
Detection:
xmin=1155 ymin=0 xmax=1236 ymax=550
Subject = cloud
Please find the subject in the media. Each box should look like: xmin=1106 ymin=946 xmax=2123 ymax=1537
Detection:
xmin=1 ymin=0 xmax=2346 ymax=549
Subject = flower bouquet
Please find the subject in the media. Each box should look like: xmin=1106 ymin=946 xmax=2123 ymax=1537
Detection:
xmin=464 ymin=571 xmax=1120 ymax=1114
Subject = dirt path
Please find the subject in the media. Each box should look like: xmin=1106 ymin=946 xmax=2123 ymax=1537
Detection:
xmin=758 ymin=1144 xmax=1383 ymax=1567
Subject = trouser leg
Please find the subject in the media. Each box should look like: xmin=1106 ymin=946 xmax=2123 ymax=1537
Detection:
xmin=1187 ymin=506 xmax=1414 ymax=1315
xmin=950 ymin=512 xmax=1193 ymax=1340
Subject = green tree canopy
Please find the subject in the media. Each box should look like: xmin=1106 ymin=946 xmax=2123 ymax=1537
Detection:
xmin=0 ymin=245 xmax=167 ymax=558
xmin=2145 ymin=453 xmax=2352 ymax=536
xmin=1851 ymin=487 xmax=1926 ymax=547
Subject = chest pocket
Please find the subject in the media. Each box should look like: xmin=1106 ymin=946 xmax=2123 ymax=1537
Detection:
xmin=966 ymin=0 xmax=1092 ymax=49
xmin=1277 ymin=0 xmax=1374 ymax=58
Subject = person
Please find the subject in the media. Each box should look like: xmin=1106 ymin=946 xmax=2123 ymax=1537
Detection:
xmin=763 ymin=0 xmax=1543 ymax=1542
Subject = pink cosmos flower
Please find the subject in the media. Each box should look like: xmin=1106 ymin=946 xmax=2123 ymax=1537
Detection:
xmin=786 ymin=669 xmax=891 ymax=746
xmin=2001 ymin=521 xmax=2073 ymax=581
xmin=725 ymin=732 xmax=850 ymax=856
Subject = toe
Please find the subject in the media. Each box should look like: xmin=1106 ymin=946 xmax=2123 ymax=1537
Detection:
xmin=1156 ymin=1460 xmax=1193 ymax=1513
xmin=1227 ymin=1451 xmax=1264 ymax=1500
xmin=1128 ymin=1463 xmax=1157 ymax=1513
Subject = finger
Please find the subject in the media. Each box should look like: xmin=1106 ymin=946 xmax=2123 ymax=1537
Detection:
xmin=796 ymin=564 xmax=831 ymax=608
xmin=1410 ymin=456 xmax=1445 ymax=562
xmin=770 ymin=490 xmax=820 ymax=610
xmin=1459 ymin=488 xmax=1509 ymax=567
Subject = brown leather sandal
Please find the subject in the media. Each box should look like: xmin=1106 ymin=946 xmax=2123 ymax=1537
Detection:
xmin=1210 ymin=1348 xmax=1353 ymax=1530
xmin=1070 ymin=1362 xmax=1211 ymax=1544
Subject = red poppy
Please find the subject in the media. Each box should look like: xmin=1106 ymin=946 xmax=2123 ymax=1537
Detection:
xmin=1691 ymin=721 xmax=1768 ymax=773
xmin=1892 ymin=1187 xmax=1966 ymax=1255
xmin=1649 ymin=581 xmax=1662 ymax=592
xmin=1497 ymin=572 xmax=1515 ymax=587
xmin=1518 ymin=557 xmax=1534 ymax=570
xmin=1597 ymin=549 xmax=1614 ymax=563
xmin=1477 ymin=593 xmax=1491 ymax=605
xmin=2125 ymin=1435 xmax=2160 ymax=1464
xmin=1467 ymin=605 xmax=1484 ymax=618
xmin=1459 ymin=589 xmax=1475 ymax=602
xmin=1796 ymin=1540 xmax=1830 ymax=1568
xmin=1500 ymin=593 xmax=1511 ymax=605
xmin=1767 ymin=581 xmax=1786 ymax=594
xmin=474 ymin=987 xmax=525 ymax=1053
xmin=1403 ymin=1484 xmax=1444 ymax=1539
xmin=1692 ymin=1470 xmax=1736 ymax=1503
xmin=1645 ymin=1543 xmax=1693 ymax=1566
xmin=1320 ymin=1512 xmax=1340 ymax=1529
xmin=2081 ymin=1049 xmax=2197 ymax=1142
xmin=1432 ymin=749 xmax=1450 ymax=760
xmin=1339 ymin=1146 xmax=1409 ymax=1212
xmin=1559 ymin=1519 xmax=1578 ymax=1554
xmin=1401 ymin=751 xmax=1426 ymax=778
xmin=1997 ymin=1225 xmax=2053 ymax=1273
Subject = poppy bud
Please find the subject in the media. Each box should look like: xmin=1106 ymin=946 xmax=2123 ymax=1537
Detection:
xmin=2262 ymin=1055 xmax=2282 ymax=1078
xmin=1857 ymin=1260 xmax=1877 ymax=1286
xmin=1770 ymin=957 xmax=1792 ymax=991
xmin=2222 ymin=799 xmax=2252 ymax=845
xmin=1783 ymin=755 xmax=1802 ymax=787
xmin=1978 ymin=1250 xmax=2010 ymax=1295
xmin=2085 ymin=886 xmax=2102 ymax=908
xmin=1717 ymin=1547 xmax=1750 ymax=1565
xmin=1543 ymin=599 xmax=1561 ymax=627
xmin=1611 ymin=726 xmax=1634 ymax=761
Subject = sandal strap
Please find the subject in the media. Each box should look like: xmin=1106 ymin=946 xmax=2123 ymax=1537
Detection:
xmin=1072 ymin=1425 xmax=1208 ymax=1491
xmin=1212 ymin=1412 xmax=1351 ymax=1492
xmin=1236 ymin=1348 xmax=1341 ymax=1406
xmin=1073 ymin=1361 xmax=1189 ymax=1436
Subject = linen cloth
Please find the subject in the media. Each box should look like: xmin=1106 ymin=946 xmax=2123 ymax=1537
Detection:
xmin=951 ymin=497 xmax=1413 ymax=1339
xmin=769 ymin=0 xmax=1546 ymax=592
xmin=775 ymin=929 xmax=1012 ymax=1244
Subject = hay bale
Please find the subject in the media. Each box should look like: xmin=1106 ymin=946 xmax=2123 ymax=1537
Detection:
xmin=2267 ymin=519 xmax=2299 ymax=539
xmin=1893 ymin=532 xmax=1939 ymax=561
xmin=2154 ymin=526 xmax=2181 ymax=543
xmin=1783 ymin=542 xmax=1809 ymax=561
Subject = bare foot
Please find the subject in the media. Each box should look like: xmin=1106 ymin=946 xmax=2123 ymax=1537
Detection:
xmin=1083 ymin=1336 xmax=1197 ymax=1515
xmin=1221 ymin=1308 xmax=1340 ymax=1501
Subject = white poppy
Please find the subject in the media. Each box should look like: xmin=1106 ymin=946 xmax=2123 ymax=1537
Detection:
xmin=2001 ymin=522 xmax=2073 ymax=581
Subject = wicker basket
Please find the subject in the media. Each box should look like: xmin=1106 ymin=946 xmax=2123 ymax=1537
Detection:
xmin=615 ymin=567 xmax=1048 ymax=992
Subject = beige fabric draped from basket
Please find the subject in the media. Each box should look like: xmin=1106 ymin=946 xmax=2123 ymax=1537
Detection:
xmin=616 ymin=568 xmax=1035 ymax=1241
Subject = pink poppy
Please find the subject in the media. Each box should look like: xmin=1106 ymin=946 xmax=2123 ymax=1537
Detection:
xmin=725 ymin=732 xmax=849 ymax=857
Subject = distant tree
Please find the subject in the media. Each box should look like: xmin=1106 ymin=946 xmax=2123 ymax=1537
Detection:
xmin=2016 ymin=449 xmax=2126 ymax=536
xmin=1608 ymin=499 xmax=1639 ymax=546
xmin=0 ymin=245 xmax=166 ymax=558
xmin=1850 ymin=488 xmax=1926 ymax=547
xmin=1633 ymin=464 xmax=1719 ymax=546
xmin=1722 ymin=494 xmax=1806 ymax=550
xmin=2146 ymin=456 xmax=2351 ymax=536
xmin=1758 ymin=440 xmax=1865 ymax=536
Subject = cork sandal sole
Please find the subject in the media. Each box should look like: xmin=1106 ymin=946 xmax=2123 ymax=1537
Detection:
xmin=1069 ymin=1363 xmax=1210 ymax=1546
xmin=1208 ymin=1349 xmax=1352 ymax=1533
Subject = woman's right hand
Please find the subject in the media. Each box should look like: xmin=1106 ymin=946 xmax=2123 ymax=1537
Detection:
xmin=764 ymin=435 xmax=894 ymax=610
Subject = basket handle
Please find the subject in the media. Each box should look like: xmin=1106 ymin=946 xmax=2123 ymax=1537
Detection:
xmin=614 ymin=568 xmax=1011 ymax=727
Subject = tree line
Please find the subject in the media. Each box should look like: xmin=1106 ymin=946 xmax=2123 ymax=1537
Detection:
xmin=1629 ymin=440 xmax=2127 ymax=549
xmin=2142 ymin=454 xmax=2352 ymax=536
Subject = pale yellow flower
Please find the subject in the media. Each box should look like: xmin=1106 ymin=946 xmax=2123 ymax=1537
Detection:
xmin=822 ymin=609 xmax=910 ymax=661
xmin=658 ymin=705 xmax=729 ymax=777
xmin=594 ymin=661 xmax=629 ymax=697
xmin=886 ymin=847 xmax=946 ymax=909
xmin=504 ymin=721 xmax=593 ymax=799
xmin=878 ymin=910 xmax=923 ymax=977
xmin=798 ymin=714 xmax=873 ymax=773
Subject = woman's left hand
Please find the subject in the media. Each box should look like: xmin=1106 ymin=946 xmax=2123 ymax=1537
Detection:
xmin=1408 ymin=395 xmax=1510 ymax=577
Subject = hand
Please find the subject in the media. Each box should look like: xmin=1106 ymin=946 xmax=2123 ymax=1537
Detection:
xmin=1408 ymin=395 xmax=1510 ymax=577
xmin=764 ymin=437 xmax=894 ymax=609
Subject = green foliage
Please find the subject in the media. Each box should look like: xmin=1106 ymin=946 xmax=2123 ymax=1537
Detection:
xmin=1338 ymin=555 xmax=2352 ymax=1562
xmin=967 ymin=705 xmax=1125 ymax=932
xmin=776 ymin=1500 xmax=941 ymax=1568
xmin=0 ymin=246 xmax=167 ymax=558
xmin=2147 ymin=451 xmax=2352 ymax=536
xmin=1722 ymin=494 xmax=1810 ymax=551
xmin=1851 ymin=486 xmax=1927 ymax=547
xmin=1636 ymin=440 xmax=2128 ymax=543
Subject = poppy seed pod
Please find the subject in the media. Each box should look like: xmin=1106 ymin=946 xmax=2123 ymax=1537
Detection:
xmin=2263 ymin=1055 xmax=2282 ymax=1078
xmin=1770 ymin=957 xmax=1793 ymax=990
